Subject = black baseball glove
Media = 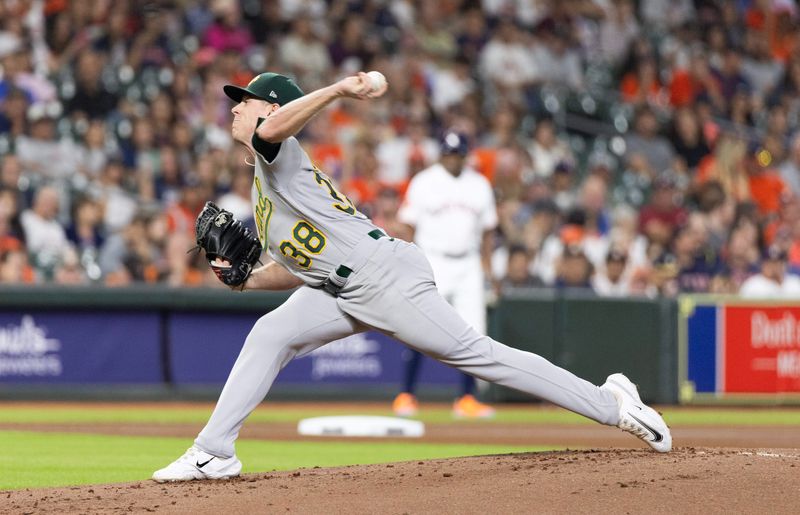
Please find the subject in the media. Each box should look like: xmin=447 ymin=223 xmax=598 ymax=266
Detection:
xmin=195 ymin=201 xmax=261 ymax=287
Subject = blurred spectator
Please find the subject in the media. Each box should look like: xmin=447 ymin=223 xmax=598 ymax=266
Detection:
xmin=455 ymin=8 xmax=489 ymax=63
xmin=152 ymin=145 xmax=186 ymax=205
xmin=741 ymin=28 xmax=784 ymax=101
xmin=550 ymin=162 xmax=577 ymax=212
xmin=279 ymin=18 xmax=331 ymax=91
xmin=739 ymin=245 xmax=800 ymax=298
xmin=638 ymin=174 xmax=687 ymax=254
xmin=578 ymin=174 xmax=611 ymax=238
xmin=15 ymin=101 xmax=81 ymax=188
xmin=527 ymin=117 xmax=574 ymax=179
xmin=534 ymin=208 xmax=586 ymax=286
xmin=203 ymin=1 xmax=254 ymax=54
xmin=64 ymin=50 xmax=118 ymax=119
xmin=93 ymin=160 xmax=138 ymax=235
xmin=217 ymin=167 xmax=253 ymax=223
xmin=745 ymin=144 xmax=788 ymax=218
xmin=414 ymin=3 xmax=457 ymax=61
xmin=592 ymin=248 xmax=630 ymax=297
xmin=529 ymin=23 xmax=584 ymax=92
xmin=607 ymin=204 xmax=649 ymax=271
xmin=370 ymin=185 xmax=412 ymax=242
xmin=652 ymin=215 xmax=723 ymax=296
xmin=713 ymin=47 xmax=751 ymax=105
xmin=669 ymin=107 xmax=711 ymax=172
xmin=613 ymin=152 xmax=653 ymax=209
xmin=75 ymin=119 xmax=111 ymax=185
xmin=500 ymin=245 xmax=544 ymax=292
xmin=478 ymin=19 xmax=533 ymax=106
xmin=554 ymin=244 xmax=594 ymax=291
xmin=327 ymin=15 xmax=372 ymax=69
xmin=165 ymin=176 xmax=207 ymax=237
xmin=20 ymin=185 xmax=70 ymax=275
xmin=639 ymin=0 xmax=695 ymax=31
xmin=779 ymin=132 xmax=800 ymax=196
xmin=0 ymin=159 xmax=26 ymax=232
xmin=620 ymin=58 xmax=666 ymax=106
xmin=0 ymin=247 xmax=35 ymax=284
xmin=722 ymin=220 xmax=761 ymax=291
xmin=480 ymin=103 xmax=519 ymax=148
xmin=53 ymin=247 xmax=88 ymax=286
xmin=342 ymin=140 xmax=383 ymax=215
xmin=65 ymin=196 xmax=104 ymax=281
xmin=669 ymin=50 xmax=724 ymax=109
xmin=695 ymin=180 xmax=735 ymax=254
xmin=0 ymin=192 xmax=23 ymax=254
xmin=375 ymin=118 xmax=438 ymax=186
xmin=0 ymin=87 xmax=30 ymax=137
xmin=598 ymin=0 xmax=640 ymax=69
xmin=695 ymin=133 xmax=750 ymax=202
xmin=624 ymin=106 xmax=676 ymax=176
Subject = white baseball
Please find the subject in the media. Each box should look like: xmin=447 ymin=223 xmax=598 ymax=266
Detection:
xmin=366 ymin=70 xmax=386 ymax=92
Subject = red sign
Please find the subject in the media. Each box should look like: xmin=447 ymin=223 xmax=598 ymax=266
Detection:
xmin=723 ymin=306 xmax=800 ymax=393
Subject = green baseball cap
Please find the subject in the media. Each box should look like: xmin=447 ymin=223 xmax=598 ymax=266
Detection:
xmin=223 ymin=73 xmax=305 ymax=106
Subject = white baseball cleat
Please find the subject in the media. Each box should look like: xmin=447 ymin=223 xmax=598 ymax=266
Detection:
xmin=152 ymin=446 xmax=242 ymax=483
xmin=601 ymin=373 xmax=672 ymax=453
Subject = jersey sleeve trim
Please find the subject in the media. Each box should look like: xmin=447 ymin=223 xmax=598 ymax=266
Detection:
xmin=252 ymin=132 xmax=281 ymax=164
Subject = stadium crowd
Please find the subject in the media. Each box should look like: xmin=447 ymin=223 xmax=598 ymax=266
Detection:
xmin=1 ymin=0 xmax=800 ymax=298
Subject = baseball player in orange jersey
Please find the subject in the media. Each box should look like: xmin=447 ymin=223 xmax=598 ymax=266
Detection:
xmin=152 ymin=71 xmax=671 ymax=482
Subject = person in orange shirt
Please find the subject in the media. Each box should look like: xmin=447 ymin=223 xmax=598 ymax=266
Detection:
xmin=0 ymin=248 xmax=37 ymax=284
xmin=746 ymin=144 xmax=788 ymax=218
xmin=342 ymin=140 xmax=383 ymax=211
xmin=620 ymin=58 xmax=666 ymax=106
xmin=669 ymin=52 xmax=724 ymax=109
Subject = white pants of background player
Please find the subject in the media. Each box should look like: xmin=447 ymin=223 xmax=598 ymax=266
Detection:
xmin=428 ymin=253 xmax=486 ymax=333
xmin=195 ymin=237 xmax=620 ymax=458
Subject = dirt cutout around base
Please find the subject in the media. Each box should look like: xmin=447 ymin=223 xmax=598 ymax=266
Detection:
xmin=6 ymin=447 xmax=800 ymax=514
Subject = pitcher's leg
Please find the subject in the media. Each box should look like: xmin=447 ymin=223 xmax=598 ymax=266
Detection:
xmin=379 ymin=284 xmax=620 ymax=425
xmin=195 ymin=287 xmax=362 ymax=457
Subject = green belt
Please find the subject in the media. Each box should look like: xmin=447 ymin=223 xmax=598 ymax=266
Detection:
xmin=324 ymin=229 xmax=390 ymax=294
xmin=367 ymin=229 xmax=388 ymax=241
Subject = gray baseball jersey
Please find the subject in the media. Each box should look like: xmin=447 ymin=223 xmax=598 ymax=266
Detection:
xmin=250 ymin=136 xmax=378 ymax=285
xmin=195 ymin=133 xmax=622 ymax=459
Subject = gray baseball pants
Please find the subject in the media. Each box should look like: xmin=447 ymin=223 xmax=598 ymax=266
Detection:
xmin=195 ymin=237 xmax=620 ymax=458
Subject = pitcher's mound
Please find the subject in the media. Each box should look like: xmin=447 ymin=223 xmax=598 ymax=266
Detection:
xmin=7 ymin=448 xmax=800 ymax=514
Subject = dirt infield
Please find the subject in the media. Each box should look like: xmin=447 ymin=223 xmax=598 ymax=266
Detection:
xmin=6 ymin=448 xmax=800 ymax=514
xmin=4 ymin=402 xmax=800 ymax=513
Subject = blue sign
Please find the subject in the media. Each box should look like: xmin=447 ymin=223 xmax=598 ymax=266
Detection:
xmin=0 ymin=311 xmax=162 ymax=384
xmin=686 ymin=304 xmax=718 ymax=393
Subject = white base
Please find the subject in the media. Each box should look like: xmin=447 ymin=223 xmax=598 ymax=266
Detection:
xmin=297 ymin=416 xmax=425 ymax=438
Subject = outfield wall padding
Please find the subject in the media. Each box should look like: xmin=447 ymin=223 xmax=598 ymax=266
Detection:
xmin=0 ymin=286 xmax=678 ymax=403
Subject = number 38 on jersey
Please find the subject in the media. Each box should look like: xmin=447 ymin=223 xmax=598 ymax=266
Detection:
xmin=279 ymin=220 xmax=326 ymax=269
xmin=278 ymin=167 xmax=359 ymax=269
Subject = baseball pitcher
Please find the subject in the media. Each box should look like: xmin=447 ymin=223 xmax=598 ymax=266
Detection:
xmin=152 ymin=71 xmax=671 ymax=482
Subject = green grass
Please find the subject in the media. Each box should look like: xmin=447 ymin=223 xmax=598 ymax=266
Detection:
xmin=0 ymin=431 xmax=549 ymax=491
xmin=2 ymin=404 xmax=800 ymax=425
xmin=0 ymin=404 xmax=589 ymax=425
xmin=3 ymin=404 xmax=800 ymax=490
